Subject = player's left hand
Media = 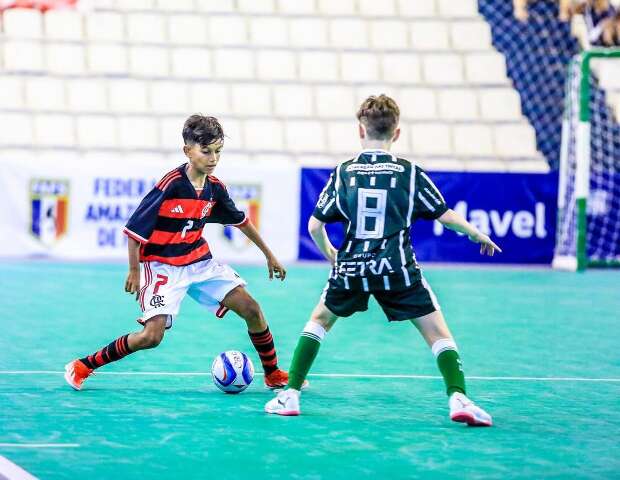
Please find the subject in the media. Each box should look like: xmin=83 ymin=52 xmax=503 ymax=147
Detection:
xmin=267 ymin=256 xmax=287 ymax=281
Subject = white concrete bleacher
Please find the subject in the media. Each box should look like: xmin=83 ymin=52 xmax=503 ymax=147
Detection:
xmin=0 ymin=0 xmax=546 ymax=172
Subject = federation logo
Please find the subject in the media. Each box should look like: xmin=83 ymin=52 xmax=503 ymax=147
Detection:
xmin=223 ymin=184 xmax=261 ymax=248
xmin=29 ymin=178 xmax=70 ymax=246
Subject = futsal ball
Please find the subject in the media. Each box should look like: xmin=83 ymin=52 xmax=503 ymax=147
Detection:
xmin=211 ymin=350 xmax=254 ymax=394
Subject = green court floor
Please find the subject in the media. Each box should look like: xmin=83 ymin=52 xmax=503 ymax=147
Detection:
xmin=1 ymin=262 xmax=619 ymax=479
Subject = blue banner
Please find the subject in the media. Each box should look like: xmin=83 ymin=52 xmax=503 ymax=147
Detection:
xmin=299 ymin=168 xmax=558 ymax=264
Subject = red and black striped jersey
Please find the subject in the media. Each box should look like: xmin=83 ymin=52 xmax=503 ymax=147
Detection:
xmin=123 ymin=164 xmax=248 ymax=266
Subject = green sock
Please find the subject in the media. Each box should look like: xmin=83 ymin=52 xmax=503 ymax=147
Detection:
xmin=436 ymin=349 xmax=466 ymax=396
xmin=287 ymin=335 xmax=321 ymax=390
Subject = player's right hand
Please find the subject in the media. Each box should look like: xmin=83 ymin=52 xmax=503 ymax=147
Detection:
xmin=125 ymin=269 xmax=141 ymax=300
xmin=267 ymin=255 xmax=287 ymax=281
xmin=468 ymin=232 xmax=502 ymax=256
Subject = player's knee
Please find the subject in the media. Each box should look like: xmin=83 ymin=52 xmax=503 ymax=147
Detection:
xmin=144 ymin=332 xmax=163 ymax=348
xmin=310 ymin=312 xmax=325 ymax=326
xmin=240 ymin=299 xmax=263 ymax=322
xmin=152 ymin=330 xmax=165 ymax=347
xmin=139 ymin=328 xmax=164 ymax=349
xmin=310 ymin=311 xmax=336 ymax=330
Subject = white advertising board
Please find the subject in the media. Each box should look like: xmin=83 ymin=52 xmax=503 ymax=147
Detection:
xmin=0 ymin=155 xmax=299 ymax=264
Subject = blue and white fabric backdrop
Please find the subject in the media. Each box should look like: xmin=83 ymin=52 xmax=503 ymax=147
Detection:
xmin=299 ymin=168 xmax=558 ymax=264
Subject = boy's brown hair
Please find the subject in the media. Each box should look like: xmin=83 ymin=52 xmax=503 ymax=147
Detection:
xmin=356 ymin=94 xmax=400 ymax=140
xmin=182 ymin=114 xmax=224 ymax=146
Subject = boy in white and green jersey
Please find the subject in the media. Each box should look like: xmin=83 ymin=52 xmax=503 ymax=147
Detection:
xmin=265 ymin=95 xmax=501 ymax=426
xmin=314 ymin=150 xmax=449 ymax=317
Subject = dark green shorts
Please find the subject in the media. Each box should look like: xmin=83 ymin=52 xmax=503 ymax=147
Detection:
xmin=322 ymin=276 xmax=440 ymax=321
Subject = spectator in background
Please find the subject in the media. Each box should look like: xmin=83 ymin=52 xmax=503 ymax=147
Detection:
xmin=514 ymin=0 xmax=573 ymax=21
xmin=513 ymin=0 xmax=620 ymax=46
xmin=573 ymin=0 xmax=620 ymax=46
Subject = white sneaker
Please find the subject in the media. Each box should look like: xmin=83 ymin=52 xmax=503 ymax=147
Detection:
xmin=449 ymin=392 xmax=493 ymax=427
xmin=264 ymin=389 xmax=300 ymax=416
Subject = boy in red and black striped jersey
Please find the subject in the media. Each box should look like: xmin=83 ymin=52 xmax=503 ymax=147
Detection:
xmin=65 ymin=115 xmax=298 ymax=390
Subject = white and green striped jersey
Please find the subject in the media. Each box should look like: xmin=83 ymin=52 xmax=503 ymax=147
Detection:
xmin=313 ymin=149 xmax=448 ymax=292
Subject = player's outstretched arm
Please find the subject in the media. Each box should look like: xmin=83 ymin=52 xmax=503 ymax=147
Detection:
xmin=125 ymin=237 xmax=141 ymax=298
xmin=237 ymin=222 xmax=286 ymax=281
xmin=308 ymin=216 xmax=338 ymax=265
xmin=437 ymin=209 xmax=503 ymax=256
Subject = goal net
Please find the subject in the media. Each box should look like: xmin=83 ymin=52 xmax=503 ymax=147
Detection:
xmin=553 ymin=49 xmax=620 ymax=271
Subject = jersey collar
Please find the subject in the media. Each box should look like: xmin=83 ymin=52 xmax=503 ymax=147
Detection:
xmin=359 ymin=148 xmax=391 ymax=154
xmin=354 ymin=149 xmax=397 ymax=163
xmin=180 ymin=163 xmax=210 ymax=199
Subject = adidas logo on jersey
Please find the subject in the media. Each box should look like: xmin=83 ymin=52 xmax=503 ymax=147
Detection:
xmin=171 ymin=205 xmax=184 ymax=214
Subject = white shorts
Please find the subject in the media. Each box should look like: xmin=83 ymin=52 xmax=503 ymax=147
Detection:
xmin=137 ymin=258 xmax=246 ymax=329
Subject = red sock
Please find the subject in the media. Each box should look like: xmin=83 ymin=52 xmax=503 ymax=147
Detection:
xmin=248 ymin=327 xmax=278 ymax=375
xmin=79 ymin=334 xmax=132 ymax=370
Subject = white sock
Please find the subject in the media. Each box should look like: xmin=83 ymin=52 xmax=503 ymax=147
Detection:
xmin=431 ymin=338 xmax=458 ymax=358
xmin=301 ymin=320 xmax=327 ymax=342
